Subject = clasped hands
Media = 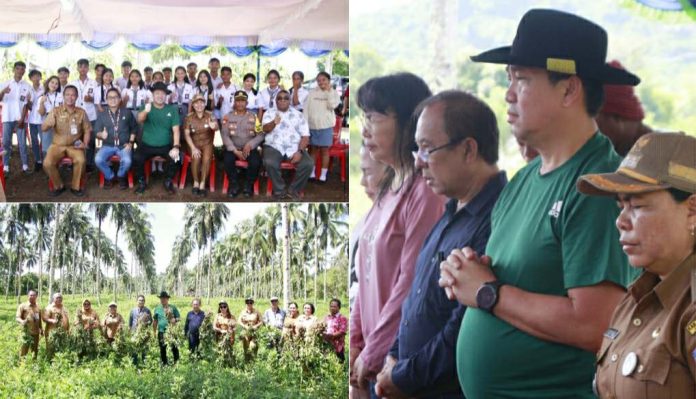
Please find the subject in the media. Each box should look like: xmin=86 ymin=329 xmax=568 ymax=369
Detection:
xmin=438 ymin=246 xmax=496 ymax=308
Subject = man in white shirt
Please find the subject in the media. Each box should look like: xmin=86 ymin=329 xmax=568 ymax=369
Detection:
xmin=143 ymin=67 xmax=154 ymax=90
xmin=58 ymin=67 xmax=70 ymax=92
xmin=27 ymin=69 xmax=45 ymax=171
xmin=208 ymin=58 xmax=223 ymax=88
xmin=215 ymin=66 xmax=237 ymax=120
xmin=261 ymin=89 xmax=313 ymax=200
xmin=186 ymin=62 xmax=197 ymax=85
xmin=116 ymin=60 xmax=132 ymax=91
xmin=0 ymin=61 xmax=32 ymax=174
xmin=71 ymin=58 xmax=99 ymax=171
xmin=162 ymin=67 xmax=172 ymax=86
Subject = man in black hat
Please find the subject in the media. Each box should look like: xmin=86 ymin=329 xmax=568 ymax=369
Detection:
xmin=153 ymin=291 xmax=180 ymax=365
xmin=438 ymin=9 xmax=640 ymax=398
xmin=134 ymin=81 xmax=182 ymax=194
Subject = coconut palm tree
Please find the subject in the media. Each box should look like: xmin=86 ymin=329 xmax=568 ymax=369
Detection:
xmin=89 ymin=204 xmax=111 ymax=305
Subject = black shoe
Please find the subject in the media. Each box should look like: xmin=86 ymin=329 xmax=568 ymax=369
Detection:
xmin=288 ymin=191 xmax=302 ymax=201
xmin=197 ymin=188 xmax=207 ymax=197
xmin=164 ymin=179 xmax=176 ymax=194
xmin=119 ymin=177 xmax=128 ymax=190
xmin=70 ymin=188 xmax=85 ymax=197
xmin=243 ymin=188 xmax=252 ymax=198
xmin=243 ymin=183 xmax=253 ymax=197
xmin=272 ymin=191 xmax=285 ymax=201
xmin=34 ymin=162 xmax=42 ymax=172
xmin=49 ymin=186 xmax=66 ymax=197
xmin=103 ymin=179 xmax=113 ymax=190
xmin=192 ymin=187 xmax=200 ymax=196
xmin=135 ymin=180 xmax=147 ymax=194
xmin=86 ymin=165 xmax=95 ymax=174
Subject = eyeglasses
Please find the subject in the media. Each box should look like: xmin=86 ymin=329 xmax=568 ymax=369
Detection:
xmin=220 ymin=305 xmax=227 ymax=308
xmin=412 ymin=140 xmax=462 ymax=163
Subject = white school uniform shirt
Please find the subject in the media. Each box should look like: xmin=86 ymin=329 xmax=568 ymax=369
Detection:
xmin=214 ymin=82 xmax=238 ymax=117
xmin=123 ymin=86 xmax=152 ymax=110
xmin=71 ymin=77 xmax=99 ymax=121
xmin=0 ymin=79 xmax=32 ymax=122
xmin=210 ymin=74 xmax=223 ymax=89
xmin=168 ymin=82 xmax=194 ymax=105
xmin=115 ymin=77 xmax=129 ymax=91
xmin=244 ymin=89 xmax=258 ymax=111
xmin=289 ymin=87 xmax=309 ymax=111
xmin=94 ymin=84 xmax=119 ymax=108
xmin=28 ymin=85 xmax=45 ymax=124
xmin=41 ymin=91 xmax=63 ymax=121
xmin=257 ymin=86 xmax=282 ymax=111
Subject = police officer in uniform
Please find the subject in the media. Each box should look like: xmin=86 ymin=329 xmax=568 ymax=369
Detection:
xmin=578 ymin=132 xmax=696 ymax=398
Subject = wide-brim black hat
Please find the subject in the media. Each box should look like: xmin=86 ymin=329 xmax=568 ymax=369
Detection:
xmin=158 ymin=291 xmax=170 ymax=298
xmin=471 ymin=9 xmax=640 ymax=86
xmin=150 ymin=81 xmax=171 ymax=94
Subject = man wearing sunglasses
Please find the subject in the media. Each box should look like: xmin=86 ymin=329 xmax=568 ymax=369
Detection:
xmin=261 ymin=89 xmax=314 ymax=200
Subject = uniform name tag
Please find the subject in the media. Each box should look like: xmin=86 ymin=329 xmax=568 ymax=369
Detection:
xmin=604 ymin=328 xmax=620 ymax=340
xmin=687 ymin=320 xmax=696 ymax=336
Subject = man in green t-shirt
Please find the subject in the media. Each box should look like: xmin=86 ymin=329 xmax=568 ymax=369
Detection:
xmin=438 ymin=9 xmax=642 ymax=399
xmin=152 ymin=290 xmax=180 ymax=365
xmin=134 ymin=81 xmax=182 ymax=194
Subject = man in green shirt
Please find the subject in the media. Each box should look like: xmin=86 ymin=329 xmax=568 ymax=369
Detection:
xmin=134 ymin=81 xmax=182 ymax=194
xmin=438 ymin=9 xmax=642 ymax=398
xmin=153 ymin=291 xmax=180 ymax=365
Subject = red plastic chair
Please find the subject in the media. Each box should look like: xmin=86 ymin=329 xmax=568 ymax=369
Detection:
xmin=48 ymin=157 xmax=86 ymax=191
xmin=98 ymin=155 xmax=134 ymax=188
xmin=313 ymin=116 xmax=347 ymax=182
xmin=0 ymin=151 xmax=5 ymax=191
xmin=178 ymin=153 xmax=216 ymax=192
xmin=266 ymin=160 xmax=300 ymax=197
xmin=222 ymin=159 xmax=260 ymax=196
xmin=144 ymin=156 xmax=180 ymax=184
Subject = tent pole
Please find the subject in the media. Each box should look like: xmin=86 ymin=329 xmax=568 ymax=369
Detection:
xmin=256 ymin=49 xmax=261 ymax=91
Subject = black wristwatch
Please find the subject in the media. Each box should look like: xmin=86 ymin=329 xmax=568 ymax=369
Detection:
xmin=476 ymin=280 xmax=505 ymax=313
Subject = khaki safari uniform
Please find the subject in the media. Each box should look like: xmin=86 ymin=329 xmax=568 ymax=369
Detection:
xmin=76 ymin=307 xmax=100 ymax=331
xmin=239 ymin=309 xmax=262 ymax=358
xmin=16 ymin=302 xmax=42 ymax=355
xmin=102 ymin=312 xmax=125 ymax=342
xmin=41 ymin=105 xmax=92 ymax=189
xmin=283 ymin=313 xmax=299 ymax=339
xmin=215 ymin=313 xmax=237 ymax=343
xmin=596 ymin=253 xmax=696 ymax=398
xmin=43 ymin=303 xmax=70 ymax=337
xmin=183 ymin=110 xmax=216 ymax=184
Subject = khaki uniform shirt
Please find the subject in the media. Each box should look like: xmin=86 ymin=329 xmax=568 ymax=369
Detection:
xmin=596 ymin=253 xmax=696 ymax=398
xmin=16 ymin=302 xmax=42 ymax=335
xmin=220 ymin=111 xmax=263 ymax=151
xmin=76 ymin=308 xmax=100 ymax=330
xmin=184 ymin=111 xmax=216 ymax=149
xmin=41 ymin=105 xmax=91 ymax=146
xmin=102 ymin=312 xmax=124 ymax=339
xmin=215 ymin=314 xmax=237 ymax=338
xmin=296 ymin=314 xmax=317 ymax=331
xmin=283 ymin=314 xmax=299 ymax=337
xmin=239 ymin=309 xmax=262 ymax=328
xmin=44 ymin=304 xmax=70 ymax=336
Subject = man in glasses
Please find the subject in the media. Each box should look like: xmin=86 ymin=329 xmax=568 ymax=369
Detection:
xmin=374 ymin=90 xmax=506 ymax=398
xmin=261 ymin=89 xmax=314 ymax=200
xmin=94 ymin=88 xmax=137 ymax=189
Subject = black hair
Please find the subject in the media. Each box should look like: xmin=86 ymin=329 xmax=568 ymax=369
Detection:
xmin=267 ymin=69 xmax=280 ymax=79
xmin=77 ymin=58 xmax=89 ymax=67
xmin=121 ymin=60 xmax=132 ymax=67
xmin=127 ymin=69 xmax=144 ymax=89
xmin=243 ymin=73 xmax=256 ymax=82
xmin=187 ymin=62 xmax=197 ymax=68
xmin=221 ymin=66 xmax=232 ymax=74
xmin=137 ymin=294 xmax=145 ymax=300
xmin=196 ymin=70 xmax=214 ymax=110
xmin=329 ymin=298 xmax=341 ymax=309
xmin=174 ymin=66 xmax=187 ymax=83
xmin=28 ymin=69 xmax=41 ymax=78
xmin=14 ymin=61 xmax=26 ymax=69
xmin=144 ymin=66 xmax=153 ymax=73
xmin=668 ymin=187 xmax=693 ymax=203
xmin=63 ymin=85 xmax=78 ymax=96
xmin=357 ymin=72 xmax=432 ymax=201
xmin=316 ymin=71 xmax=331 ymax=81
xmin=288 ymin=302 xmax=298 ymax=310
xmin=152 ymin=71 xmax=164 ymax=81
xmin=414 ymin=90 xmax=499 ymax=164
xmin=43 ymin=75 xmax=61 ymax=94
xmin=303 ymin=302 xmax=315 ymax=315
xmin=292 ymin=71 xmax=305 ymax=81
xmin=57 ymin=66 xmax=69 ymax=74
xmin=208 ymin=57 xmax=220 ymax=64
xmin=106 ymin=87 xmax=121 ymax=99
xmin=95 ymin=63 xmax=106 ymax=71
xmin=547 ymin=72 xmax=605 ymax=117
xmin=218 ymin=302 xmax=230 ymax=315
xmin=162 ymin=67 xmax=172 ymax=73
xmin=102 ymin=68 xmax=114 ymax=79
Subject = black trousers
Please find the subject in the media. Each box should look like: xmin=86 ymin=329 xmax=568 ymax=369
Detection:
xmin=157 ymin=331 xmax=179 ymax=365
xmin=133 ymin=144 xmax=182 ymax=182
xmin=223 ymin=149 xmax=262 ymax=189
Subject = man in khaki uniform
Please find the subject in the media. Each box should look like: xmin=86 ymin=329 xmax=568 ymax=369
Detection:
xmin=239 ymin=297 xmax=263 ymax=361
xmin=42 ymin=85 xmax=92 ymax=197
xmin=15 ymin=289 xmax=42 ymax=358
xmin=102 ymin=302 xmax=125 ymax=344
xmin=578 ymin=132 xmax=696 ymax=398
xmin=43 ymin=292 xmax=70 ymax=358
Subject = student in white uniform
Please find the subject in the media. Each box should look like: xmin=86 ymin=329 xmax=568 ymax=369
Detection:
xmin=0 ymin=61 xmax=32 ymax=174
xmin=95 ymin=68 xmax=119 ymax=114
xmin=208 ymin=58 xmax=223 ymax=88
xmin=257 ymin=69 xmax=282 ymax=122
xmin=168 ymin=66 xmax=194 ymax=128
xmin=190 ymin=70 xmax=215 ymax=113
xmin=143 ymin=66 xmax=154 ymax=90
xmin=186 ymin=62 xmax=198 ymax=86
xmin=94 ymin=63 xmax=106 ymax=86
xmin=57 ymin=67 xmax=70 ymax=92
xmin=37 ymin=75 xmax=63 ymax=161
xmin=116 ymin=60 xmax=132 ymax=91
xmin=27 ymin=69 xmax=45 ymax=171
xmin=162 ymin=67 xmax=172 ymax=86
xmin=241 ymin=73 xmax=259 ymax=114
xmin=214 ymin=66 xmax=238 ymax=121
xmin=122 ymin=69 xmax=152 ymax=119
xmin=289 ymin=71 xmax=309 ymax=112
xmin=70 ymin=58 xmax=98 ymax=169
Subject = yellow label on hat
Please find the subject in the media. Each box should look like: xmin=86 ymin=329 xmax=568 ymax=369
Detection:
xmin=669 ymin=162 xmax=696 ymax=184
xmin=546 ymin=58 xmax=576 ymax=74
xmin=687 ymin=320 xmax=696 ymax=335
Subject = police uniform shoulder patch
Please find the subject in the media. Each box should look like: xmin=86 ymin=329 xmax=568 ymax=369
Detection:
xmin=687 ymin=319 xmax=696 ymax=336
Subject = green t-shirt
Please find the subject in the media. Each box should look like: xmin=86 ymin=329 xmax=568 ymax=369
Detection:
xmin=139 ymin=104 xmax=179 ymax=147
xmin=153 ymin=304 xmax=180 ymax=333
xmin=457 ymin=133 xmax=640 ymax=399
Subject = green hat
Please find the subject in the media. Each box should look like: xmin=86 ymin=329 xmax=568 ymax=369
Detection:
xmin=158 ymin=291 xmax=171 ymax=299
xmin=577 ymin=132 xmax=696 ymax=196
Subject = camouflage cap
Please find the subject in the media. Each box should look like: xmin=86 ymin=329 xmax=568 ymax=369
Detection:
xmin=578 ymin=132 xmax=696 ymax=196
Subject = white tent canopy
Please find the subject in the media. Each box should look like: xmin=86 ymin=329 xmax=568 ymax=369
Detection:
xmin=0 ymin=0 xmax=348 ymax=51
